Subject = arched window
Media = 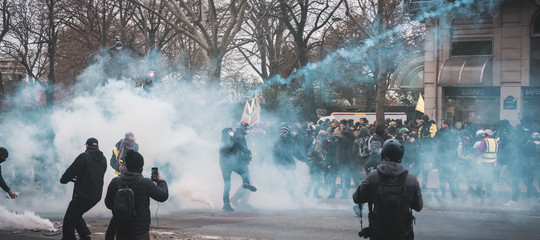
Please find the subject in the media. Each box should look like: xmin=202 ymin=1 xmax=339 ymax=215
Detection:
xmin=530 ymin=10 xmax=540 ymax=85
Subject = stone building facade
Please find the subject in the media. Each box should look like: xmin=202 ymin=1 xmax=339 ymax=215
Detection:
xmin=405 ymin=0 xmax=540 ymax=128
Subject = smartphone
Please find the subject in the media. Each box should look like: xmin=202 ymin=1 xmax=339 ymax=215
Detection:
xmin=151 ymin=167 xmax=158 ymax=181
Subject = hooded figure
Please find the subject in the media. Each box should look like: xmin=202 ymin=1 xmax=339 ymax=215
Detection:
xmin=222 ymin=124 xmax=257 ymax=212
xmin=353 ymin=139 xmax=423 ymax=240
xmin=0 ymin=147 xmax=17 ymax=199
xmin=105 ymin=150 xmax=168 ymax=239
xmin=60 ymin=138 xmax=107 ymax=240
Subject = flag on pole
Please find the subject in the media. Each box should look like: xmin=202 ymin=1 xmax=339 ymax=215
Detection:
xmin=415 ymin=93 xmax=425 ymax=113
xmin=240 ymin=94 xmax=261 ymax=125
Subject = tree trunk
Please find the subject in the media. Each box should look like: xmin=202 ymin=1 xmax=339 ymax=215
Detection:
xmin=207 ymin=50 xmax=223 ymax=89
xmin=298 ymin=43 xmax=317 ymax=121
xmin=46 ymin=0 xmax=56 ymax=107
xmin=375 ymin=56 xmax=386 ymax=125
xmin=375 ymin=1 xmax=386 ymax=125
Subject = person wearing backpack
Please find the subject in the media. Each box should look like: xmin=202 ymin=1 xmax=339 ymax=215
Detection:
xmin=105 ymin=150 xmax=168 ymax=240
xmin=353 ymin=139 xmax=423 ymax=240
xmin=60 ymin=138 xmax=107 ymax=240
xmin=305 ymin=130 xmax=327 ymax=198
xmin=352 ymin=127 xmax=371 ymax=182
xmin=364 ymin=124 xmax=389 ymax=175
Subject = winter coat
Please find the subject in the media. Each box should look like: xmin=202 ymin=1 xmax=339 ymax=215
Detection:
xmin=340 ymin=126 xmax=355 ymax=165
xmin=353 ymin=160 xmax=423 ymax=211
xmin=60 ymin=148 xmax=107 ymax=203
xmin=110 ymin=139 xmax=140 ymax=175
xmin=233 ymin=128 xmax=251 ymax=163
xmin=220 ymin=128 xmax=236 ymax=163
xmin=310 ymin=138 xmax=326 ymax=168
xmin=0 ymin=165 xmax=10 ymax=193
xmin=273 ymin=135 xmax=296 ymax=168
xmin=105 ymin=171 xmax=168 ymax=236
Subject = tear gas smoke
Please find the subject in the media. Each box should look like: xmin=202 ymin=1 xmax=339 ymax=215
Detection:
xmin=0 ymin=0 xmax=537 ymax=233
xmin=0 ymin=205 xmax=56 ymax=231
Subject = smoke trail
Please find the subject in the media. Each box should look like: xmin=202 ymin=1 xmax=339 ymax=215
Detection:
xmin=0 ymin=205 xmax=56 ymax=231
xmin=247 ymin=0 xmax=505 ymax=97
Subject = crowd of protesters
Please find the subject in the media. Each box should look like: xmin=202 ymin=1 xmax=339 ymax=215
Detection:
xmin=258 ymin=115 xmax=540 ymax=204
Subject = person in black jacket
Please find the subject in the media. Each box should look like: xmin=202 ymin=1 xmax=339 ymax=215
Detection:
xmin=60 ymin=138 xmax=107 ymax=240
xmin=0 ymin=147 xmax=18 ymax=199
xmin=229 ymin=122 xmax=257 ymax=208
xmin=105 ymin=150 xmax=168 ymax=240
xmin=353 ymin=139 xmax=423 ymax=240
xmin=220 ymin=127 xmax=256 ymax=212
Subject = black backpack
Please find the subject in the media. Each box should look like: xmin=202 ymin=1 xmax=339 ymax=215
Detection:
xmin=370 ymin=170 xmax=413 ymax=238
xmin=113 ymin=178 xmax=142 ymax=221
xmin=359 ymin=137 xmax=371 ymax=158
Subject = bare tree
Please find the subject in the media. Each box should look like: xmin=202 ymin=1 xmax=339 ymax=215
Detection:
xmin=276 ymin=0 xmax=344 ymax=119
xmin=0 ymin=0 xmax=11 ymax=97
xmin=0 ymin=0 xmax=10 ymax=43
xmin=131 ymin=0 xmax=251 ymax=89
xmin=2 ymin=1 xmax=48 ymax=91
xmin=233 ymin=0 xmax=297 ymax=108
xmin=344 ymin=0 xmax=422 ymax=123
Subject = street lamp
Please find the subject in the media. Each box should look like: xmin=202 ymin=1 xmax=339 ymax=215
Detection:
xmin=320 ymin=17 xmax=343 ymax=59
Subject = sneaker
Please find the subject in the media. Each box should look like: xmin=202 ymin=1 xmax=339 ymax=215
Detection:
xmin=223 ymin=204 xmax=234 ymax=212
xmin=243 ymin=184 xmax=257 ymax=192
xmin=505 ymin=200 xmax=517 ymax=207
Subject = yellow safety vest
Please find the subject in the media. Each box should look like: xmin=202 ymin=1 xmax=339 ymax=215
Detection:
xmin=113 ymin=146 xmax=122 ymax=175
xmin=479 ymin=138 xmax=498 ymax=163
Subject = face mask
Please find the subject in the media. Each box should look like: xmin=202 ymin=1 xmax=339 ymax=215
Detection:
xmin=229 ymin=131 xmax=234 ymax=137
xmin=292 ymin=131 xmax=298 ymax=136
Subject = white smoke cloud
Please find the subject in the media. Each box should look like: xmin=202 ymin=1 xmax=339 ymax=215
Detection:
xmin=0 ymin=205 xmax=56 ymax=231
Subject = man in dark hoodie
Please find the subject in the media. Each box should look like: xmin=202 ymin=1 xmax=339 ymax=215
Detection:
xmin=105 ymin=150 xmax=168 ymax=240
xmin=0 ymin=147 xmax=18 ymax=199
xmin=353 ymin=139 xmax=423 ymax=240
xmin=220 ymin=127 xmax=256 ymax=212
xmin=60 ymin=138 xmax=107 ymax=240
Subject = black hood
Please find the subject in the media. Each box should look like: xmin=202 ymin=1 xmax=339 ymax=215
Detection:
xmin=86 ymin=148 xmax=105 ymax=162
xmin=119 ymin=171 xmax=144 ymax=186
xmin=376 ymin=161 xmax=407 ymax=178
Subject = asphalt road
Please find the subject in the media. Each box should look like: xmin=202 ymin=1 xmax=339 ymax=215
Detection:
xmin=1 ymin=194 xmax=540 ymax=240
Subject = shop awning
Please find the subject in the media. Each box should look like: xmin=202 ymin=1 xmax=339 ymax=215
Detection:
xmin=438 ymin=56 xmax=492 ymax=86
xmin=389 ymin=54 xmax=424 ymax=90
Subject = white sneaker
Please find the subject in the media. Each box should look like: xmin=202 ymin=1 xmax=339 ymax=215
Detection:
xmin=505 ymin=200 xmax=517 ymax=206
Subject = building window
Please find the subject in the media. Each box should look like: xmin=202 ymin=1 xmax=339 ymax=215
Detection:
xmin=533 ymin=10 xmax=540 ymax=36
xmin=531 ymin=10 xmax=540 ymax=85
xmin=451 ymin=41 xmax=493 ymax=56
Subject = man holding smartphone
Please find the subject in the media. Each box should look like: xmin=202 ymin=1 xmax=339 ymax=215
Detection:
xmin=105 ymin=150 xmax=168 ymax=240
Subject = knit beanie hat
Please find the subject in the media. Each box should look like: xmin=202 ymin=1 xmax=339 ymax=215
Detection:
xmin=125 ymin=150 xmax=144 ymax=171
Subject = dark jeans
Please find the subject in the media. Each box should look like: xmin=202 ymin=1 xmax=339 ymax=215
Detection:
xmin=105 ymin=215 xmax=117 ymax=240
xmin=220 ymin=160 xmax=251 ymax=205
xmin=62 ymin=199 xmax=98 ymax=240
